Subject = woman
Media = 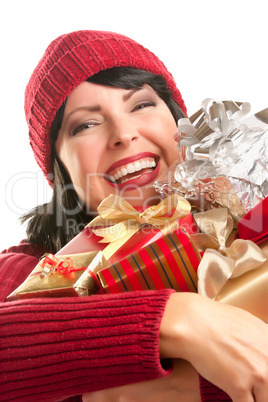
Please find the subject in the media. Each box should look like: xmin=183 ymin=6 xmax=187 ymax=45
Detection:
xmin=1 ymin=30 xmax=268 ymax=402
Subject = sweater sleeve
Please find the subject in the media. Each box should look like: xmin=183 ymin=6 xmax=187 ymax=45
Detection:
xmin=199 ymin=377 xmax=232 ymax=401
xmin=0 ymin=243 xmax=174 ymax=402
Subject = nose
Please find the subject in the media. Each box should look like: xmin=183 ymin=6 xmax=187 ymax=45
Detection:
xmin=108 ymin=118 xmax=139 ymax=149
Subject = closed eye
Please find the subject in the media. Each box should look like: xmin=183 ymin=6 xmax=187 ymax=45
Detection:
xmin=131 ymin=101 xmax=156 ymax=112
xmin=71 ymin=121 xmax=97 ymax=136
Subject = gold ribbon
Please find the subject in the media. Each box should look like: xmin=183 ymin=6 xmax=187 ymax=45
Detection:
xmin=193 ymin=208 xmax=266 ymax=299
xmin=87 ymin=194 xmax=191 ymax=260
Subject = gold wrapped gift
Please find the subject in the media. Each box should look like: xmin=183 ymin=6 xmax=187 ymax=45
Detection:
xmin=216 ymin=241 xmax=268 ymax=322
xmin=7 ymin=251 xmax=99 ymax=300
xmin=7 ymin=194 xmax=192 ymax=300
xmin=195 ymin=208 xmax=268 ymax=322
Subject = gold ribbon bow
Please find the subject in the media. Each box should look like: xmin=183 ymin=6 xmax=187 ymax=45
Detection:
xmin=88 ymin=194 xmax=191 ymax=260
xmin=193 ymin=208 xmax=266 ymax=299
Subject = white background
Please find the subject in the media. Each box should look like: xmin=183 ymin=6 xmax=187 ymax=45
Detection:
xmin=1 ymin=0 xmax=267 ymax=250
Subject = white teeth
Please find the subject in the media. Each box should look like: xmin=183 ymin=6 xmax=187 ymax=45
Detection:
xmin=108 ymin=157 xmax=157 ymax=183
xmin=127 ymin=164 xmax=135 ymax=174
xmin=141 ymin=160 xmax=147 ymax=169
xmin=134 ymin=161 xmax=142 ymax=171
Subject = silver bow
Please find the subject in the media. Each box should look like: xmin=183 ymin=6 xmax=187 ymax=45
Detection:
xmin=155 ymin=99 xmax=268 ymax=220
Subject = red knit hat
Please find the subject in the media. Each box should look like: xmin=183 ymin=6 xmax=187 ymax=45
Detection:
xmin=24 ymin=30 xmax=187 ymax=185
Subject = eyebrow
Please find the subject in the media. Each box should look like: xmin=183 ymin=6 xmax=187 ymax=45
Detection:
xmin=64 ymin=87 xmax=143 ymax=124
xmin=71 ymin=105 xmax=101 ymax=114
xmin=63 ymin=105 xmax=101 ymax=126
xmin=123 ymin=88 xmax=139 ymax=101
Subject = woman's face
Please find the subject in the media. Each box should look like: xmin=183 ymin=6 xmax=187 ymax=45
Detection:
xmin=56 ymin=81 xmax=179 ymax=212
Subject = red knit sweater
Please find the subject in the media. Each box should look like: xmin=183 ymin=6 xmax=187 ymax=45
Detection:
xmin=0 ymin=242 xmax=230 ymax=401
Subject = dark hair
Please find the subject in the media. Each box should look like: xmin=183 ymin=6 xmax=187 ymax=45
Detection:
xmin=21 ymin=68 xmax=186 ymax=253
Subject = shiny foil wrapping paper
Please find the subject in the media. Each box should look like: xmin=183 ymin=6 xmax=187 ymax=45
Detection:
xmin=7 ymin=251 xmax=99 ymax=300
xmin=7 ymin=226 xmax=201 ymax=300
xmin=7 ymin=195 xmax=200 ymax=300
xmin=154 ymin=100 xmax=268 ymax=221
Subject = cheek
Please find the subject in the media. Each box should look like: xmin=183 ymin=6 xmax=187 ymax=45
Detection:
xmin=60 ymin=140 xmax=101 ymax=180
xmin=154 ymin=115 xmax=178 ymax=161
xmin=60 ymin=144 xmax=110 ymax=209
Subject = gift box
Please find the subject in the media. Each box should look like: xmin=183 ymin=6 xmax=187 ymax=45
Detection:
xmin=77 ymin=227 xmax=200 ymax=295
xmin=153 ymin=99 xmax=268 ymax=322
xmin=8 ymin=194 xmax=200 ymax=300
xmin=195 ymin=199 xmax=268 ymax=322
xmin=216 ymin=240 xmax=268 ymax=322
xmin=73 ymin=194 xmax=201 ymax=296
xmin=7 ymin=251 xmax=100 ymax=299
xmin=154 ymin=100 xmax=268 ymax=221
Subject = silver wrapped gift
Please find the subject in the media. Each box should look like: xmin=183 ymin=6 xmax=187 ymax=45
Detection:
xmin=154 ymin=99 xmax=268 ymax=221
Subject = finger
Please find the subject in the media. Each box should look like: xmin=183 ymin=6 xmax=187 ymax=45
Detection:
xmin=230 ymin=390 xmax=255 ymax=402
xmin=252 ymin=385 xmax=268 ymax=402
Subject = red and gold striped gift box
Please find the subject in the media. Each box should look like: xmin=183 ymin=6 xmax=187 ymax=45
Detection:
xmin=97 ymin=228 xmax=201 ymax=294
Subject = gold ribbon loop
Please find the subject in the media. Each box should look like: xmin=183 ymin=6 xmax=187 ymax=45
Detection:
xmin=88 ymin=194 xmax=191 ymax=260
xmin=194 ymin=208 xmax=266 ymax=299
xmin=194 ymin=208 xmax=233 ymax=249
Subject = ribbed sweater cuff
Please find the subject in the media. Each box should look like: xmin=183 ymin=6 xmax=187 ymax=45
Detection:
xmin=1 ymin=289 xmax=174 ymax=402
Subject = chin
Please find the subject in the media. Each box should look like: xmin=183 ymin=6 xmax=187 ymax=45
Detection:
xmin=120 ymin=189 xmax=161 ymax=208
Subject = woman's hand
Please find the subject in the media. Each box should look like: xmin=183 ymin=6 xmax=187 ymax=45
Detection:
xmin=82 ymin=359 xmax=201 ymax=402
xmin=160 ymin=292 xmax=268 ymax=402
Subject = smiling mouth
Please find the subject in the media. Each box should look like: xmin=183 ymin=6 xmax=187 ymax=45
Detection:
xmin=106 ymin=157 xmax=158 ymax=185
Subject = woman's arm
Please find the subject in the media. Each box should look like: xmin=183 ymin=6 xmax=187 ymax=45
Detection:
xmin=0 ymin=244 xmax=174 ymax=402
xmin=160 ymin=292 xmax=268 ymax=402
xmin=2 ymin=244 xmax=268 ymax=402
xmin=83 ymin=359 xmax=202 ymax=402
xmin=83 ymin=291 xmax=268 ymax=402
xmin=1 ymin=291 xmax=173 ymax=402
